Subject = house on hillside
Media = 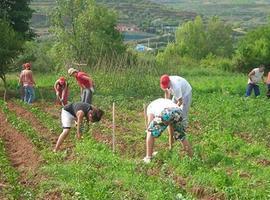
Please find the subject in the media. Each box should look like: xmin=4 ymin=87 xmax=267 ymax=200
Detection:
xmin=116 ymin=24 xmax=140 ymax=32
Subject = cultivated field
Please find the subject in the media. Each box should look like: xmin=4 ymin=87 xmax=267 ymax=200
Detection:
xmin=0 ymin=67 xmax=270 ymax=199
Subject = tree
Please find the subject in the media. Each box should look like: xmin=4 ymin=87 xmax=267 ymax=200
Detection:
xmin=157 ymin=16 xmax=234 ymax=65
xmin=0 ymin=0 xmax=34 ymax=39
xmin=0 ymin=19 xmax=22 ymax=91
xmin=51 ymin=0 xmax=126 ymax=67
xmin=234 ymin=25 xmax=270 ymax=71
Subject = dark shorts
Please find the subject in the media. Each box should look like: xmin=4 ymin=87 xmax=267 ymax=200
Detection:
xmin=148 ymin=107 xmax=186 ymax=141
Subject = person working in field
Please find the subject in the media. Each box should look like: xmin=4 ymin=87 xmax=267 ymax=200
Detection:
xmin=68 ymin=68 xmax=94 ymax=104
xmin=54 ymin=77 xmax=69 ymax=106
xmin=160 ymin=74 xmax=192 ymax=128
xmin=143 ymin=98 xmax=193 ymax=163
xmin=245 ymin=65 xmax=265 ymax=97
xmin=53 ymin=102 xmax=104 ymax=152
xmin=19 ymin=62 xmax=36 ymax=104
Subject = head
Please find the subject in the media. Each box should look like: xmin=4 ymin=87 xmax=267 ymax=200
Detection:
xmin=23 ymin=63 xmax=31 ymax=70
xmin=160 ymin=74 xmax=170 ymax=90
xmin=87 ymin=107 xmax=104 ymax=123
xmin=59 ymin=77 xmax=66 ymax=85
xmin=68 ymin=68 xmax=78 ymax=77
xmin=259 ymin=65 xmax=265 ymax=72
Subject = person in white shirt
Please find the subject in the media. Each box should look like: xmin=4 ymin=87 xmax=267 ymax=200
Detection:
xmin=245 ymin=65 xmax=265 ymax=97
xmin=160 ymin=74 xmax=192 ymax=128
xmin=143 ymin=98 xmax=193 ymax=163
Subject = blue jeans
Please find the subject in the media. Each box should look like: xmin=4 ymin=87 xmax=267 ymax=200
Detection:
xmin=245 ymin=83 xmax=260 ymax=97
xmin=24 ymin=86 xmax=35 ymax=104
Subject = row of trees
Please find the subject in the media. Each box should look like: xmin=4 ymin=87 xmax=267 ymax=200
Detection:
xmin=1 ymin=0 xmax=270 ymax=88
xmin=157 ymin=16 xmax=270 ymax=72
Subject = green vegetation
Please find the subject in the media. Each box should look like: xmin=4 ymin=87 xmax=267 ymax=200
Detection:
xmin=1 ymin=0 xmax=270 ymax=199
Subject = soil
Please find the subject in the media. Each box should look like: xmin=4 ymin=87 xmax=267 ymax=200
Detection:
xmin=7 ymin=101 xmax=58 ymax=147
xmin=0 ymin=110 xmax=41 ymax=186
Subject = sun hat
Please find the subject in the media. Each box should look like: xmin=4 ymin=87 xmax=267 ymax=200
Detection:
xmin=160 ymin=74 xmax=170 ymax=89
xmin=68 ymin=68 xmax=78 ymax=76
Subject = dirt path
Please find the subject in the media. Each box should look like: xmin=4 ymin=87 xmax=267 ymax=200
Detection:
xmin=0 ymin=110 xmax=41 ymax=187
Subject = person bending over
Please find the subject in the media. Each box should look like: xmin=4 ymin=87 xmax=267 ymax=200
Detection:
xmin=54 ymin=102 xmax=104 ymax=152
xmin=144 ymin=98 xmax=192 ymax=163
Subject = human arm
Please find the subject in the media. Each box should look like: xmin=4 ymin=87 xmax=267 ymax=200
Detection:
xmin=76 ymin=110 xmax=84 ymax=139
xmin=164 ymin=89 xmax=170 ymax=99
xmin=176 ymin=98 xmax=183 ymax=107
xmin=248 ymin=70 xmax=255 ymax=83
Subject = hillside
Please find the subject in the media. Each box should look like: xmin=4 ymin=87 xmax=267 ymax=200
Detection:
xmin=150 ymin=0 xmax=270 ymax=29
xmin=31 ymin=0 xmax=197 ymax=31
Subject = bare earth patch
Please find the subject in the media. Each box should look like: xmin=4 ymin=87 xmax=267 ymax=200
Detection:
xmin=0 ymin=110 xmax=41 ymax=187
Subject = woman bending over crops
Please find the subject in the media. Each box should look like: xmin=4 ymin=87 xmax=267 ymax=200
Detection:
xmin=143 ymin=98 xmax=193 ymax=163
xmin=53 ymin=102 xmax=104 ymax=152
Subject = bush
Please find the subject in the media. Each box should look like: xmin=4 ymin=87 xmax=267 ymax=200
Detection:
xmin=200 ymin=54 xmax=235 ymax=72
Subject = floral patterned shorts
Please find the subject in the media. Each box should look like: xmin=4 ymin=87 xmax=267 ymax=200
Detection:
xmin=148 ymin=107 xmax=186 ymax=141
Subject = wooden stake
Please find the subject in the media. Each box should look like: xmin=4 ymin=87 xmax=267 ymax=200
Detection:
xmin=143 ymin=103 xmax=147 ymax=129
xmin=112 ymin=102 xmax=115 ymax=153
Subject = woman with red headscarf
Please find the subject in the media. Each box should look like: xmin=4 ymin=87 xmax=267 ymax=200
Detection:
xmin=54 ymin=77 xmax=69 ymax=105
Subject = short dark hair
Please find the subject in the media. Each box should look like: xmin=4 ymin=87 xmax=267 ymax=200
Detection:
xmin=92 ymin=108 xmax=104 ymax=122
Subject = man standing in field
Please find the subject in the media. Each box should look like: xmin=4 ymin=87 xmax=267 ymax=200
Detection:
xmin=143 ymin=98 xmax=193 ymax=163
xmin=19 ymin=62 xmax=36 ymax=104
xmin=68 ymin=68 xmax=94 ymax=104
xmin=53 ymin=102 xmax=104 ymax=152
xmin=160 ymin=74 xmax=192 ymax=128
xmin=245 ymin=65 xmax=265 ymax=97
xmin=54 ymin=76 xmax=69 ymax=106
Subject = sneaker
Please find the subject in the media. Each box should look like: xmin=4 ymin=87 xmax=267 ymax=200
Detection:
xmin=143 ymin=156 xmax=152 ymax=164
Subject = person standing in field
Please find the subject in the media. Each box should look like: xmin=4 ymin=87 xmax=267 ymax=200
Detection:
xmin=160 ymin=74 xmax=192 ymax=128
xmin=143 ymin=98 xmax=193 ymax=163
xmin=53 ymin=102 xmax=104 ymax=152
xmin=54 ymin=77 xmax=69 ymax=106
xmin=68 ymin=68 xmax=94 ymax=104
xmin=245 ymin=65 xmax=265 ymax=97
xmin=19 ymin=62 xmax=36 ymax=104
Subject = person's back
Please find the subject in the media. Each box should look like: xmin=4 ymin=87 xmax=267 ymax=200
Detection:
xmin=20 ymin=69 xmax=34 ymax=86
xmin=147 ymin=98 xmax=178 ymax=116
xmin=169 ymin=76 xmax=192 ymax=98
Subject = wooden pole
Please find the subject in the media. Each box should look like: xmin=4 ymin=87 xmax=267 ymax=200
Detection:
xmin=112 ymin=102 xmax=115 ymax=153
xmin=143 ymin=103 xmax=147 ymax=130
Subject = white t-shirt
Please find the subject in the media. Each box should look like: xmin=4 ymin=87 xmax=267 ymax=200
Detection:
xmin=168 ymin=76 xmax=192 ymax=100
xmin=248 ymin=68 xmax=264 ymax=84
xmin=147 ymin=98 xmax=179 ymax=116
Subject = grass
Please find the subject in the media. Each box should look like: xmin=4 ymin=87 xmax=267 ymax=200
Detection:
xmin=1 ymin=65 xmax=270 ymax=199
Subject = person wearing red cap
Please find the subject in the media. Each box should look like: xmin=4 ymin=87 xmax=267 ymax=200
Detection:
xmin=19 ymin=63 xmax=36 ymax=104
xmin=160 ymin=74 xmax=192 ymax=128
xmin=54 ymin=77 xmax=69 ymax=106
xmin=68 ymin=68 xmax=94 ymax=104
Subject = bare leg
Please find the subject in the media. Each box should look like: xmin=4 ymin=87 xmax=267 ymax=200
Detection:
xmin=146 ymin=131 xmax=155 ymax=157
xmin=181 ymin=139 xmax=193 ymax=157
xmin=146 ymin=114 xmax=155 ymax=157
xmin=54 ymin=129 xmax=70 ymax=152
xmin=168 ymin=125 xmax=174 ymax=150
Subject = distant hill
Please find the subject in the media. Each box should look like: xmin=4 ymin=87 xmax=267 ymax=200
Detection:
xmin=149 ymin=0 xmax=270 ymax=29
xmin=31 ymin=0 xmax=197 ymax=34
